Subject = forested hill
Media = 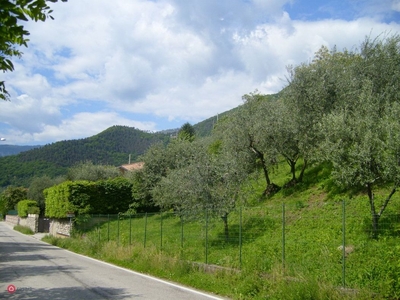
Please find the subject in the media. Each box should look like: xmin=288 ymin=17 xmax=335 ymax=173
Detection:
xmin=18 ymin=126 xmax=172 ymax=166
xmin=0 ymin=126 xmax=171 ymax=187
xmin=193 ymin=109 xmax=234 ymax=137
xmin=192 ymin=92 xmax=281 ymax=137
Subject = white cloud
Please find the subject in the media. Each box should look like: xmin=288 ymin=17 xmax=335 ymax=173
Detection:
xmin=6 ymin=112 xmax=156 ymax=145
xmin=125 ymin=70 xmax=255 ymax=123
xmin=1 ymin=0 xmax=399 ymax=145
xmin=0 ymin=94 xmax=60 ymax=127
xmin=392 ymin=0 xmax=400 ymax=11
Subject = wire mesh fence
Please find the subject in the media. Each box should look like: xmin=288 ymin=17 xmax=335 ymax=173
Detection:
xmin=74 ymin=200 xmax=400 ymax=292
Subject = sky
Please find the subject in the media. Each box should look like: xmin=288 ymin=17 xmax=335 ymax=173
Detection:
xmin=1 ymin=0 xmax=400 ymax=145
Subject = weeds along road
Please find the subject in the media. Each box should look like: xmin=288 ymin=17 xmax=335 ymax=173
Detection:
xmin=0 ymin=222 xmax=227 ymax=300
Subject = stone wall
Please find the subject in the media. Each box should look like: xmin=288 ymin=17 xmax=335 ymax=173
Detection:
xmin=5 ymin=215 xmax=19 ymax=225
xmin=6 ymin=214 xmax=72 ymax=236
xmin=20 ymin=214 xmax=39 ymax=233
xmin=5 ymin=214 xmax=38 ymax=233
xmin=49 ymin=219 xmax=72 ymax=237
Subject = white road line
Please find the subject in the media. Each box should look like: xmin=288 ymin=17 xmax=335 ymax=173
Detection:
xmin=2 ymin=222 xmax=228 ymax=299
xmin=65 ymin=251 xmax=228 ymax=300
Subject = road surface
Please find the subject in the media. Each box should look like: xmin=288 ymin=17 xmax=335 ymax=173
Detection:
xmin=0 ymin=222 xmax=227 ymax=299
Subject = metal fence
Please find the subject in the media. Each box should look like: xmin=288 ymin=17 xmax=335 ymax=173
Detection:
xmin=75 ymin=200 xmax=400 ymax=294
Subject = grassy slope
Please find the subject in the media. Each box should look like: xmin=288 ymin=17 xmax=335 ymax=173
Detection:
xmin=43 ymin=162 xmax=400 ymax=300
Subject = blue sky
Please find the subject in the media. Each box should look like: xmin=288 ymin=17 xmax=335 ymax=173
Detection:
xmin=1 ymin=0 xmax=400 ymax=145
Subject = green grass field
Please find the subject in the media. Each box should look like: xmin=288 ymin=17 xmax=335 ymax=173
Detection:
xmin=43 ymin=163 xmax=400 ymax=299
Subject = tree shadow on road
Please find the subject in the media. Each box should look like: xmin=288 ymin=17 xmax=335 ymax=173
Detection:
xmin=0 ymin=265 xmax=82 ymax=283
xmin=0 ymin=286 xmax=140 ymax=299
xmin=0 ymin=241 xmax=62 ymax=254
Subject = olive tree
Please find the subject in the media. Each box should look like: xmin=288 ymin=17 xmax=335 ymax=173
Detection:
xmin=218 ymin=92 xmax=280 ymax=195
xmin=66 ymin=161 xmax=120 ymax=181
xmin=152 ymin=139 xmax=249 ymax=240
xmin=319 ymin=81 xmax=400 ymax=237
xmin=151 ymin=139 xmax=211 ymax=214
xmin=282 ymin=45 xmax=361 ymax=184
xmin=265 ymin=99 xmax=304 ymax=186
xmin=131 ymin=139 xmax=200 ymax=211
xmin=318 ymin=35 xmax=400 ymax=237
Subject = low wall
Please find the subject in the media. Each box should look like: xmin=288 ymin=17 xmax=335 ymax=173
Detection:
xmin=49 ymin=219 xmax=72 ymax=237
xmin=6 ymin=214 xmax=38 ymax=233
xmin=20 ymin=214 xmax=39 ymax=233
xmin=5 ymin=215 xmax=19 ymax=225
xmin=6 ymin=214 xmax=72 ymax=236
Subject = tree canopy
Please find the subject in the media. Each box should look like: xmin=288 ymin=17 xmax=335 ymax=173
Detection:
xmin=149 ymin=34 xmax=400 ymax=238
xmin=177 ymin=122 xmax=196 ymax=142
xmin=316 ymin=35 xmax=400 ymax=237
xmin=66 ymin=161 xmax=120 ymax=182
xmin=0 ymin=186 xmax=27 ymax=217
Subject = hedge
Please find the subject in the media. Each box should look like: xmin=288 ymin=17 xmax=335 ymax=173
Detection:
xmin=44 ymin=178 xmax=133 ymax=218
xmin=17 ymin=200 xmax=40 ymax=218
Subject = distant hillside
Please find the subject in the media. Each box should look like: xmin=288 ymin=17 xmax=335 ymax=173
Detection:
xmin=0 ymin=126 xmax=171 ymax=187
xmin=193 ymin=107 xmax=239 ymax=137
xmin=192 ymin=92 xmax=281 ymax=137
xmin=0 ymin=145 xmax=40 ymax=157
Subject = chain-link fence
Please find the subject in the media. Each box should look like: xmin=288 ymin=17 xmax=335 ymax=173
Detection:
xmin=74 ymin=200 xmax=400 ymax=294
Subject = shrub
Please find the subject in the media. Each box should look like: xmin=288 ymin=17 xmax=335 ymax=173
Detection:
xmin=44 ymin=180 xmax=94 ymax=218
xmin=44 ymin=178 xmax=133 ymax=218
xmin=17 ymin=200 xmax=39 ymax=218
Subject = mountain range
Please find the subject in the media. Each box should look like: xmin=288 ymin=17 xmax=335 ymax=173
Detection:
xmin=0 ymin=113 xmax=225 ymax=188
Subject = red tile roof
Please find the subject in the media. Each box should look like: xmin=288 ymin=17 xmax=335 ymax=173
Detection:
xmin=119 ymin=162 xmax=144 ymax=172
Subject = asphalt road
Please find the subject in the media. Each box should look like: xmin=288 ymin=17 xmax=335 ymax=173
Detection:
xmin=0 ymin=222 xmax=227 ymax=299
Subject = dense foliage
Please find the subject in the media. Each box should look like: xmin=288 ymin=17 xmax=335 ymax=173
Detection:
xmin=177 ymin=122 xmax=196 ymax=141
xmin=0 ymin=186 xmax=27 ymax=217
xmin=66 ymin=161 xmax=121 ymax=181
xmin=27 ymin=175 xmax=65 ymax=215
xmin=313 ymin=36 xmax=400 ymax=237
xmin=44 ymin=177 xmax=134 ymax=218
xmin=131 ymin=140 xmax=199 ymax=212
xmin=0 ymin=155 xmax=67 ymax=188
xmin=135 ymin=34 xmax=400 ymax=239
xmin=17 ymin=199 xmax=39 ymax=217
